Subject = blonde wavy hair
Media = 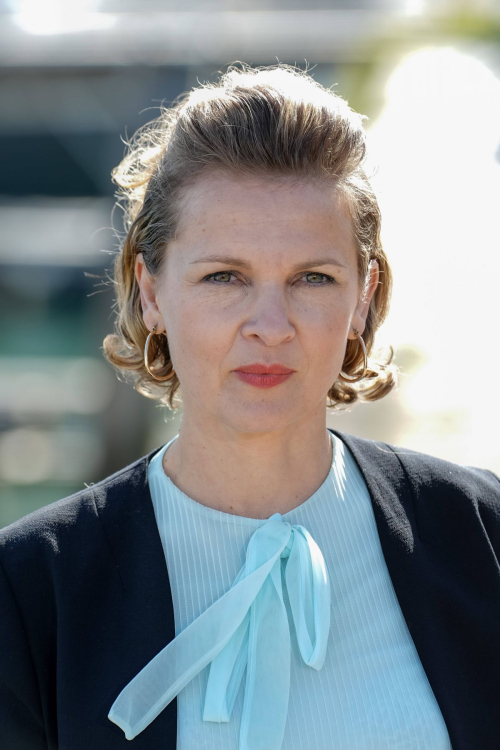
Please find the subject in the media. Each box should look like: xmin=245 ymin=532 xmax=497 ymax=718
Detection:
xmin=103 ymin=62 xmax=397 ymax=411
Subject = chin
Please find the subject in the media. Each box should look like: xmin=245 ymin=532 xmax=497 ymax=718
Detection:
xmin=217 ymin=400 xmax=306 ymax=435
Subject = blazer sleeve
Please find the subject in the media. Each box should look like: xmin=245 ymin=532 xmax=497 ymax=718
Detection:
xmin=0 ymin=556 xmax=47 ymax=749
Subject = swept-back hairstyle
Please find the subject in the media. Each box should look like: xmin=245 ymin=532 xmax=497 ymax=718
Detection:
xmin=103 ymin=62 xmax=397 ymax=410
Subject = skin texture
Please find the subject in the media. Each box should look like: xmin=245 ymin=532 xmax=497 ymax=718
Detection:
xmin=135 ymin=171 xmax=379 ymax=518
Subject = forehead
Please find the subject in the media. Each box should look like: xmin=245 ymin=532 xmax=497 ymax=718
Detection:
xmin=170 ymin=170 xmax=357 ymax=266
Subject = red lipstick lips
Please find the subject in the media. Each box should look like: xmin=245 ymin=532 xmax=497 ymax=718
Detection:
xmin=234 ymin=363 xmax=295 ymax=389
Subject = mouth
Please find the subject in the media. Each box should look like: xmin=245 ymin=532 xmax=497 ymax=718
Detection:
xmin=234 ymin=364 xmax=295 ymax=375
xmin=233 ymin=365 xmax=295 ymax=389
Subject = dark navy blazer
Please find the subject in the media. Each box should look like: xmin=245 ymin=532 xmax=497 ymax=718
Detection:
xmin=1 ymin=428 xmax=500 ymax=750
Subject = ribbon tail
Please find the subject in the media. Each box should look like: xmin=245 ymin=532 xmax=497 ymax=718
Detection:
xmin=240 ymin=559 xmax=291 ymax=750
xmin=203 ymin=520 xmax=292 ymax=726
xmin=203 ymin=610 xmax=250 ymax=722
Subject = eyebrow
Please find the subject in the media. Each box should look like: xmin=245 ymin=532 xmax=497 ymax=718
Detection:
xmin=189 ymin=254 xmax=348 ymax=271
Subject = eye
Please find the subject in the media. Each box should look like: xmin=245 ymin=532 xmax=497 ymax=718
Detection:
xmin=300 ymin=272 xmax=336 ymax=285
xmin=202 ymin=271 xmax=240 ymax=284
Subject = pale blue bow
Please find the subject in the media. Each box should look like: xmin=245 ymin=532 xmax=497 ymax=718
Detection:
xmin=108 ymin=512 xmax=331 ymax=749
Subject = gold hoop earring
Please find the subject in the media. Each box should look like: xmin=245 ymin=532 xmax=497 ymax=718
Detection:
xmin=144 ymin=324 xmax=176 ymax=381
xmin=338 ymin=328 xmax=367 ymax=383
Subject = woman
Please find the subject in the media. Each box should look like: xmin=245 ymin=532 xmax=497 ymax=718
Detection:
xmin=1 ymin=63 xmax=499 ymax=750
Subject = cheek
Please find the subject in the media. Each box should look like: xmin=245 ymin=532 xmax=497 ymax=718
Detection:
xmin=166 ymin=296 xmax=234 ymax=376
xmin=305 ymin=306 xmax=349 ymax=349
xmin=304 ymin=310 xmax=351 ymax=384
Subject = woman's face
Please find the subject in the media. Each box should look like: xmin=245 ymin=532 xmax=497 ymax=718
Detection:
xmin=136 ymin=171 xmax=379 ymax=435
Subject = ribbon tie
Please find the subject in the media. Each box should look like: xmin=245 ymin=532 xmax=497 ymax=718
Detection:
xmin=108 ymin=512 xmax=331 ymax=749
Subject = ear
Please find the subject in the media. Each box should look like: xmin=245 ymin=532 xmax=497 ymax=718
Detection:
xmin=349 ymin=259 xmax=379 ymax=339
xmin=135 ymin=253 xmax=165 ymax=332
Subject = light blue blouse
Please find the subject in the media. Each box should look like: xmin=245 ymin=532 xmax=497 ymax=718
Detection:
xmin=109 ymin=431 xmax=452 ymax=750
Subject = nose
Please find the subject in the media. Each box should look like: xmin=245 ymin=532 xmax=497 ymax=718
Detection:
xmin=240 ymin=283 xmax=296 ymax=346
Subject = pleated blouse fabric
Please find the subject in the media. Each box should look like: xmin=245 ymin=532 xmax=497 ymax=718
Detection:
xmin=147 ymin=431 xmax=453 ymax=750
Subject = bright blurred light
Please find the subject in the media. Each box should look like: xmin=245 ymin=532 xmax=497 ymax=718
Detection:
xmin=367 ymin=46 xmax=500 ymax=464
xmin=384 ymin=46 xmax=500 ymax=159
xmin=9 ymin=0 xmax=115 ymax=35
xmin=404 ymin=0 xmax=426 ymax=16
xmin=368 ymin=46 xmax=500 ymax=353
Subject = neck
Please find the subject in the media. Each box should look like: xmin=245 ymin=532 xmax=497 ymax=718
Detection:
xmin=161 ymin=414 xmax=333 ymax=519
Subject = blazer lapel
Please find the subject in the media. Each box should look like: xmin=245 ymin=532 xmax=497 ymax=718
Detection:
xmin=93 ymin=444 xmax=178 ymax=747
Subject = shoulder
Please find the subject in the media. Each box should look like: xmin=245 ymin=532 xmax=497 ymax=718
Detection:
xmin=333 ymin=428 xmax=500 ymax=507
xmin=333 ymin=429 xmax=500 ymax=559
xmin=0 ymin=445 xmax=164 ymax=658
xmin=0 ymin=445 xmax=162 ymax=567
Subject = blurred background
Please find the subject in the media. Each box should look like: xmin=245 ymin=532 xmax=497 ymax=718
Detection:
xmin=1 ymin=0 xmax=499 ymax=527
